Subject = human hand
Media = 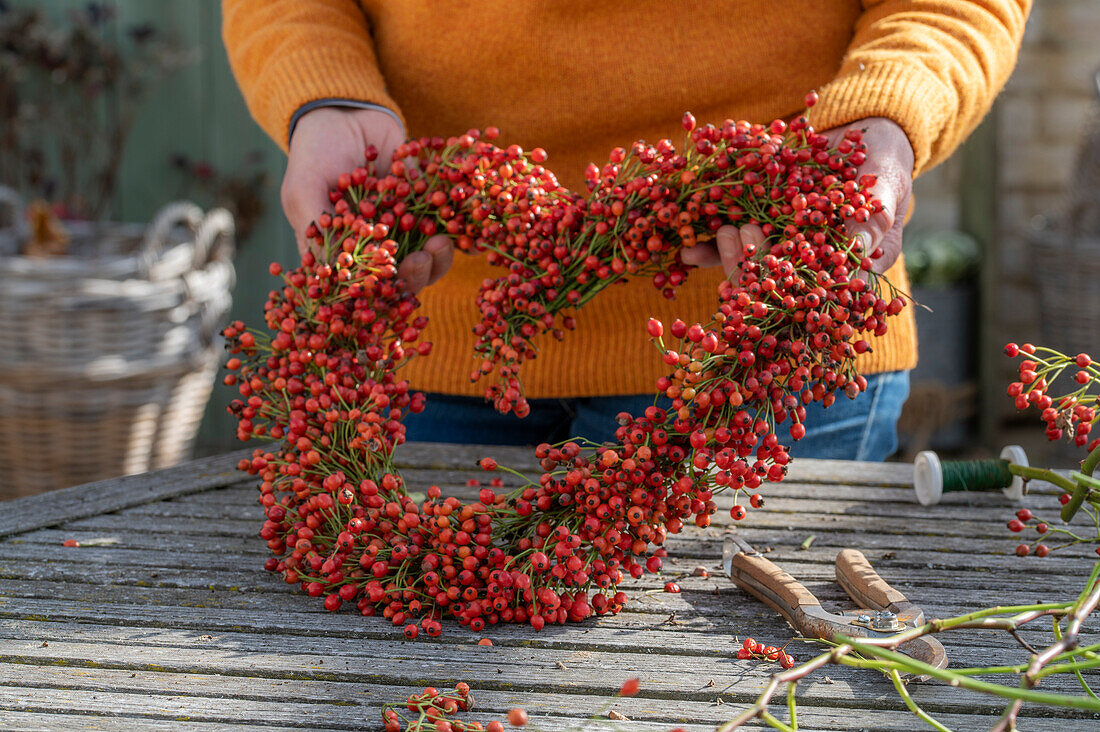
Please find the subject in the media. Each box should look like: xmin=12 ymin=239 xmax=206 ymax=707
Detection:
xmin=680 ymin=117 xmax=914 ymax=276
xmin=281 ymin=106 xmax=453 ymax=292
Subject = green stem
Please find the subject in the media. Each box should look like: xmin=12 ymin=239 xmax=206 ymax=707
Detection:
xmin=1036 ymin=656 xmax=1100 ymax=680
xmin=953 ymin=641 xmax=1100 ymax=675
xmin=1007 ymin=463 xmax=1077 ymax=495
xmin=1083 ymin=445 xmax=1100 ymax=478
xmin=786 ymin=682 xmax=797 ymax=731
xmin=838 ymin=639 xmax=1100 ymax=712
xmin=1071 ymin=472 xmax=1100 ymax=489
xmin=889 ymin=669 xmax=950 ymax=732
xmin=760 ymin=711 xmax=795 ymax=732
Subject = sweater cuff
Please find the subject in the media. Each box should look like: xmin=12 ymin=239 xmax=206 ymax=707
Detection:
xmin=808 ymin=61 xmax=954 ymax=176
xmin=289 ymin=100 xmax=406 ymax=146
xmin=252 ymin=45 xmax=404 ymax=153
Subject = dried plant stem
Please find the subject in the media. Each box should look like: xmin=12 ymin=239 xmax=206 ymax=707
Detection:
xmin=722 ymin=563 xmax=1100 ymax=730
xmin=991 ymin=569 xmax=1100 ymax=731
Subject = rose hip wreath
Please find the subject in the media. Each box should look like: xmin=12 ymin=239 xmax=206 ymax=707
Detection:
xmin=223 ymin=100 xmax=906 ymax=637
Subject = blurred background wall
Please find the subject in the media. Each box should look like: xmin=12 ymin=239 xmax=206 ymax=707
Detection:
xmin=902 ymin=0 xmax=1100 ymax=465
xmin=0 ymin=0 xmax=298 ymax=463
xmin=3 ymin=0 xmax=1098 ymax=477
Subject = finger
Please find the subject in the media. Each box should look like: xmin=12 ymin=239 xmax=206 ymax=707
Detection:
xmin=281 ymin=169 xmax=332 ymax=257
xmin=397 ymin=250 xmax=433 ymax=293
xmin=715 ymin=225 xmax=745 ymax=277
xmin=872 ymin=208 xmax=905 ymax=274
xmin=738 ymin=223 xmax=766 ymax=251
xmin=423 ymin=235 xmax=454 ymax=287
xmin=680 ymin=242 xmax=722 ymax=268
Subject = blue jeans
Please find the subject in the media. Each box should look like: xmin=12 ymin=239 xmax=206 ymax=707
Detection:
xmin=404 ymin=370 xmax=910 ymax=462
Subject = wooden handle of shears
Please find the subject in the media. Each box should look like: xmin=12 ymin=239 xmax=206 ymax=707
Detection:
xmin=728 ymin=550 xmax=819 ymax=629
xmin=835 ymin=548 xmax=908 ymax=611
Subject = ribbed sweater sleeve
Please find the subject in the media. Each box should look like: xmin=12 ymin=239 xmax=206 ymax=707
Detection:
xmin=809 ymin=0 xmax=1030 ymax=176
xmin=221 ymin=0 xmax=402 ymax=152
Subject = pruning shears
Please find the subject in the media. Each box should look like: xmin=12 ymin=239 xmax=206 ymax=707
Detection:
xmin=723 ymin=536 xmax=948 ymax=676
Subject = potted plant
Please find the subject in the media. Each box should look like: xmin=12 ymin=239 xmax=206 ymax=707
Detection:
xmin=898 ymin=229 xmax=982 ymax=457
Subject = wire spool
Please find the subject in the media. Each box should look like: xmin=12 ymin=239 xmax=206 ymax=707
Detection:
xmin=913 ymin=446 xmax=1028 ymax=506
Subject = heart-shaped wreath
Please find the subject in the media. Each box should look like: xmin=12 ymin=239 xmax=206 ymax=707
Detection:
xmin=224 ymin=96 xmax=907 ymax=637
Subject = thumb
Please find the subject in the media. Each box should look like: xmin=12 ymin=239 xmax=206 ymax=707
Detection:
xmin=846 ymin=176 xmax=897 ymax=260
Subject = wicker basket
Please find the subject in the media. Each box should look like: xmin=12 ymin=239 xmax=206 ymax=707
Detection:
xmin=0 ymin=191 xmax=236 ymax=498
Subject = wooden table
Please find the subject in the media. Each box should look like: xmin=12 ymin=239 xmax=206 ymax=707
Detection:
xmin=1 ymin=444 xmax=1098 ymax=731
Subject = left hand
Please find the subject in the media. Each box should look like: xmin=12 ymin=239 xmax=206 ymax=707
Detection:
xmin=681 ymin=117 xmax=914 ymax=276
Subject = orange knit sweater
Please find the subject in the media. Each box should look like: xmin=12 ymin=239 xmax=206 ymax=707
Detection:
xmin=223 ymin=0 xmax=1028 ymax=398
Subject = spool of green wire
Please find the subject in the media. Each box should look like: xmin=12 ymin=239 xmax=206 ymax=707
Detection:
xmin=913 ymin=446 xmax=1027 ymax=506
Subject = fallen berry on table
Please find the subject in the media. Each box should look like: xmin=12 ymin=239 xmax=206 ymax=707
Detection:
xmin=62 ymin=539 xmax=79 ymax=547
xmin=619 ymin=677 xmax=640 ymax=696
xmin=478 ymin=638 xmax=493 ymax=646
xmin=507 ymin=708 xmax=528 ymax=726
xmin=664 ymin=582 xmax=681 ymax=594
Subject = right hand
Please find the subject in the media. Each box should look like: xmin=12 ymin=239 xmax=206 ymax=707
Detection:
xmin=281 ymin=106 xmax=453 ymax=293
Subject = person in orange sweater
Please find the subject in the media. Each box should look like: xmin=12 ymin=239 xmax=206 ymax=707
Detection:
xmin=223 ymin=1 xmax=1029 ymax=458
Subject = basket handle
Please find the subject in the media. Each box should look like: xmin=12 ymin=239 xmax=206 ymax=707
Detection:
xmin=191 ymin=207 xmax=236 ymax=269
xmin=140 ymin=201 xmax=205 ymax=273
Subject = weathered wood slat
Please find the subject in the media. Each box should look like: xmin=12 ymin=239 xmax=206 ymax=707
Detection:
xmin=0 ymin=451 xmax=252 ymax=539
xmin=1 ymin=556 xmax=1086 ymax=613
xmin=1 ymin=542 xmax=1090 ymax=600
xmin=15 ymin=521 xmax=1096 ymax=572
xmin=4 ymin=514 xmax=1092 ymax=609
xmin=0 ymin=628 xmax=1089 ymax=715
xmin=160 ymin=474 xmax=1018 ymax=510
xmin=1 ymin=575 xmax=1044 ymax=649
xmin=1 ymin=631 xmax=1097 ymax=721
xmin=121 ymin=488 xmax=1037 ymax=527
xmin=13 ymin=528 xmax=1094 ymax=579
xmin=1 ymin=665 xmax=1088 ymax=732
xmin=49 ymin=497 xmax=1041 ymax=541
xmin=2 ymin=596 xmax=1092 ymax=662
xmin=0 ymin=684 xmax=724 ymax=732
xmin=0 ymin=710 xmax=276 ymax=731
